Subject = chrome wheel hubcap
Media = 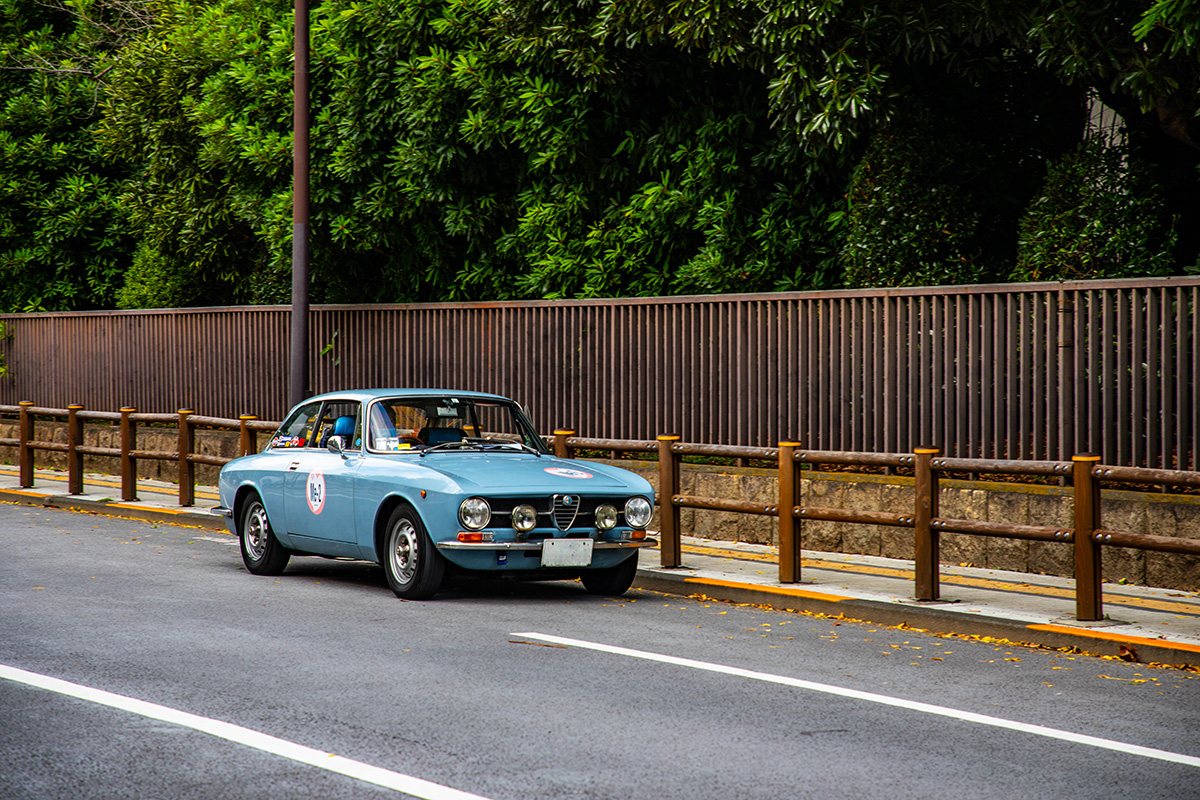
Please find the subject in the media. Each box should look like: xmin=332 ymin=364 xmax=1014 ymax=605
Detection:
xmin=245 ymin=504 xmax=269 ymax=560
xmin=389 ymin=519 xmax=419 ymax=585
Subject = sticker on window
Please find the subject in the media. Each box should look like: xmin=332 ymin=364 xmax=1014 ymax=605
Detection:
xmin=306 ymin=471 xmax=326 ymax=514
xmin=544 ymin=467 xmax=593 ymax=479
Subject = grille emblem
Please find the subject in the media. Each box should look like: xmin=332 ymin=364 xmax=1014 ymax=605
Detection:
xmin=552 ymin=495 xmax=580 ymax=531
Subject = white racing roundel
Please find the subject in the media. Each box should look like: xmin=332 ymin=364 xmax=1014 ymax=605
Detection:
xmin=306 ymin=471 xmax=326 ymax=514
xmin=543 ymin=466 xmax=593 ymax=480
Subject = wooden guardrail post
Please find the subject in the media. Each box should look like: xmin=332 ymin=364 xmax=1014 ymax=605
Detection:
xmin=657 ymin=435 xmax=682 ymax=567
xmin=914 ymin=447 xmax=940 ymax=601
xmin=1073 ymin=454 xmax=1103 ymax=621
xmin=552 ymin=430 xmax=574 ymax=460
xmin=239 ymin=415 xmax=258 ymax=457
xmin=778 ymin=442 xmax=803 ymax=583
xmin=178 ymin=409 xmax=195 ymax=506
xmin=18 ymin=400 xmax=34 ymax=487
xmin=67 ymin=405 xmax=84 ymax=494
xmin=120 ymin=407 xmax=137 ymax=501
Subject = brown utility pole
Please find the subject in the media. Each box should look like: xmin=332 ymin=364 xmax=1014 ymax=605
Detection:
xmin=290 ymin=0 xmax=310 ymax=409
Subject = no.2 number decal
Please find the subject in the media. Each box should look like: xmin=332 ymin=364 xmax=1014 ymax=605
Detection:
xmin=306 ymin=471 xmax=326 ymax=514
xmin=543 ymin=467 xmax=593 ymax=479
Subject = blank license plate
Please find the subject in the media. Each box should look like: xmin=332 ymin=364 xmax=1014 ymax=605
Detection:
xmin=541 ymin=538 xmax=594 ymax=567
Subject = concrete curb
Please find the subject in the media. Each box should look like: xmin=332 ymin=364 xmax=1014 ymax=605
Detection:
xmin=633 ymin=569 xmax=1200 ymax=669
xmin=0 ymin=488 xmax=227 ymax=531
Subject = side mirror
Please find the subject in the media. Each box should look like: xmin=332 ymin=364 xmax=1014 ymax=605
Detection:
xmin=326 ymin=435 xmax=347 ymax=457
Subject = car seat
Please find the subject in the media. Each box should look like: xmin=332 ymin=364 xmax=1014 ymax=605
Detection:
xmin=320 ymin=415 xmax=357 ymax=448
xmin=418 ymin=427 xmax=465 ymax=446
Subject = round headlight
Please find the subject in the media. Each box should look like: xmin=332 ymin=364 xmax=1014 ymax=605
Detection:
xmin=511 ymin=504 xmax=538 ymax=532
xmin=624 ymin=496 xmax=652 ymax=528
xmin=458 ymin=497 xmax=491 ymax=530
xmin=594 ymin=503 xmax=619 ymax=530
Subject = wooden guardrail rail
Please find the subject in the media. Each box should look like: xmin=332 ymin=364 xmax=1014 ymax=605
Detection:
xmin=1 ymin=403 xmax=279 ymax=506
xmin=555 ymin=433 xmax=1200 ymax=623
xmin=4 ymin=404 xmax=1199 ymax=622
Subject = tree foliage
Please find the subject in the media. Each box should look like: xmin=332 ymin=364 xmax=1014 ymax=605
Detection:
xmin=97 ymin=0 xmax=294 ymax=307
xmin=1014 ymin=136 xmax=1177 ymax=280
xmin=1 ymin=0 xmax=1198 ymax=311
xmin=0 ymin=0 xmax=132 ymax=311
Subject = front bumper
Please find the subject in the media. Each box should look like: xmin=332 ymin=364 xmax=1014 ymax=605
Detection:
xmin=436 ymin=538 xmax=657 ymax=551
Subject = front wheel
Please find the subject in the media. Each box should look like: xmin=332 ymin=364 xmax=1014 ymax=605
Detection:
xmin=581 ymin=552 xmax=638 ymax=596
xmin=239 ymin=494 xmax=290 ymax=575
xmin=382 ymin=506 xmax=445 ymax=600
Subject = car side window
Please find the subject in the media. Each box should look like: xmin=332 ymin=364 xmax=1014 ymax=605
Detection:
xmin=311 ymin=401 xmax=362 ymax=450
xmin=270 ymin=401 xmax=323 ymax=449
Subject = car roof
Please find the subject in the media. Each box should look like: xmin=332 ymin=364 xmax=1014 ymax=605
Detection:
xmin=301 ymin=388 xmax=513 ymax=405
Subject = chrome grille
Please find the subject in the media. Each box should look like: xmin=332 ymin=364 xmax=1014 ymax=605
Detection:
xmin=552 ymin=495 xmax=580 ymax=531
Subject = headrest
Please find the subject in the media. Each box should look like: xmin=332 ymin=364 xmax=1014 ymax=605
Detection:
xmin=332 ymin=415 xmax=356 ymax=437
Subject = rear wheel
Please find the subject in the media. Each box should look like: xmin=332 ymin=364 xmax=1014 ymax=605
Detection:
xmin=581 ymin=552 xmax=638 ymax=596
xmin=382 ymin=506 xmax=445 ymax=600
xmin=239 ymin=494 xmax=290 ymax=575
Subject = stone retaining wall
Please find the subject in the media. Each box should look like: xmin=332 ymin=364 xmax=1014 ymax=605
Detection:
xmin=599 ymin=459 xmax=1200 ymax=593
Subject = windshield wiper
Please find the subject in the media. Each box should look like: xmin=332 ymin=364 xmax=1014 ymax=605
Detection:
xmin=473 ymin=440 xmax=543 ymax=456
xmin=505 ymin=441 xmax=543 ymax=456
xmin=418 ymin=441 xmax=477 ymax=457
xmin=419 ymin=440 xmax=544 ymax=457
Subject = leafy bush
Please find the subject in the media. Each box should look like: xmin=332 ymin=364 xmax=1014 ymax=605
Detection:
xmin=840 ymin=108 xmax=991 ymax=288
xmin=1013 ymin=137 xmax=1177 ymax=281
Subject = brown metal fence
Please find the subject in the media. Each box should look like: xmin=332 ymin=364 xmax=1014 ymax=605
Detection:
xmin=3 ymin=276 xmax=1198 ymax=468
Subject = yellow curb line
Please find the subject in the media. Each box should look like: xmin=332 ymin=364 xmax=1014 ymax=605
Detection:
xmin=0 ymin=469 xmax=219 ymax=501
xmin=1027 ymin=624 xmax=1200 ymax=654
xmin=107 ymin=503 xmax=194 ymax=515
xmin=674 ymin=575 xmax=1200 ymax=657
xmin=2 ymin=489 xmax=51 ymax=499
xmin=675 ymin=543 xmax=1200 ymax=617
xmin=682 ymin=576 xmax=850 ymax=604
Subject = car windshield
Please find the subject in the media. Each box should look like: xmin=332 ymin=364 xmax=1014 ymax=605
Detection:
xmin=365 ymin=396 xmax=549 ymax=454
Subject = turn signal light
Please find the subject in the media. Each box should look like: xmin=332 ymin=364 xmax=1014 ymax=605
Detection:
xmin=458 ymin=532 xmax=485 ymax=543
xmin=630 ymin=530 xmax=647 ymax=541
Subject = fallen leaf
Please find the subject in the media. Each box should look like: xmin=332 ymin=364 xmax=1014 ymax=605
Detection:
xmin=1098 ymin=674 xmax=1147 ymax=683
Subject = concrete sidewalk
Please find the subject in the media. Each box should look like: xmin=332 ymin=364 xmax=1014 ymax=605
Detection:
xmin=4 ymin=465 xmax=1199 ymax=668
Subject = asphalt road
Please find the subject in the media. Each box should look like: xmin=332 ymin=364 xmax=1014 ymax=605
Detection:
xmin=2 ymin=502 xmax=1198 ymax=800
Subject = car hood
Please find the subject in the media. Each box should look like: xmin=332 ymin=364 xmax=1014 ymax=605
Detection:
xmin=422 ymin=453 xmax=651 ymax=495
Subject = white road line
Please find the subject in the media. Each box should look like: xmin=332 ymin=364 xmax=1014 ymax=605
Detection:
xmin=196 ymin=535 xmax=239 ymax=546
xmin=512 ymin=632 xmax=1200 ymax=769
xmin=0 ymin=663 xmax=494 ymax=800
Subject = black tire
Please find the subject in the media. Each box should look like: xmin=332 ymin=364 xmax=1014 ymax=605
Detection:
xmin=382 ymin=506 xmax=445 ymax=600
xmin=239 ymin=494 xmax=290 ymax=575
xmin=581 ymin=552 xmax=638 ymax=596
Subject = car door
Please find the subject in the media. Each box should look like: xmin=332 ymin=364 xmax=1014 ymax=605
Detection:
xmin=281 ymin=400 xmax=363 ymax=557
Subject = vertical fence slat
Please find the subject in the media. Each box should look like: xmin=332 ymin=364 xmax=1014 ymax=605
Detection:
xmin=1133 ymin=289 xmax=1146 ymax=468
xmin=1148 ymin=289 xmax=1161 ymax=468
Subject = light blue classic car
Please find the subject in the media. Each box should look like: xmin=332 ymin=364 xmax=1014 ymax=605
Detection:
xmin=215 ymin=389 xmax=656 ymax=599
